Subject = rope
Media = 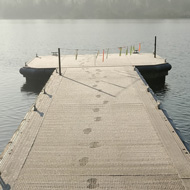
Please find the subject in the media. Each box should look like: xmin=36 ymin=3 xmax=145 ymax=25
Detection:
xmin=59 ymin=42 xmax=144 ymax=53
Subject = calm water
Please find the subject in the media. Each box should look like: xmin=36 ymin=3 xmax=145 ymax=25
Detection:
xmin=0 ymin=19 xmax=190 ymax=153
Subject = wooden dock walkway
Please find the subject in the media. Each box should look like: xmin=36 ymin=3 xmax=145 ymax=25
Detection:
xmin=1 ymin=54 xmax=190 ymax=189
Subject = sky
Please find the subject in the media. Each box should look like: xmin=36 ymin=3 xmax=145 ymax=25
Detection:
xmin=0 ymin=0 xmax=190 ymax=19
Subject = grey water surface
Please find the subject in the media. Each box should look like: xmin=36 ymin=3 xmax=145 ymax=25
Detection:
xmin=0 ymin=19 xmax=190 ymax=153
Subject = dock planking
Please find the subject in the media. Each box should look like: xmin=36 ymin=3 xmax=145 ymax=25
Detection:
xmin=1 ymin=54 xmax=190 ymax=189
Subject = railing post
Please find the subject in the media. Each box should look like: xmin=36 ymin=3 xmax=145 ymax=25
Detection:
xmin=58 ymin=48 xmax=61 ymax=75
xmin=154 ymin=36 xmax=157 ymax=58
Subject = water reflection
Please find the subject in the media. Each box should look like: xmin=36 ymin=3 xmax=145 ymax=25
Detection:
xmin=21 ymin=80 xmax=48 ymax=94
xmin=153 ymin=83 xmax=190 ymax=151
xmin=154 ymin=83 xmax=170 ymax=99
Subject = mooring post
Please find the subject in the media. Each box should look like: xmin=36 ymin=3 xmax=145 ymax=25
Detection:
xmin=154 ymin=36 xmax=157 ymax=58
xmin=33 ymin=104 xmax=37 ymax=111
xmin=58 ymin=48 xmax=61 ymax=75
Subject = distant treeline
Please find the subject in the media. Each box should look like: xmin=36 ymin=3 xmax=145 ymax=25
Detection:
xmin=0 ymin=0 xmax=190 ymax=19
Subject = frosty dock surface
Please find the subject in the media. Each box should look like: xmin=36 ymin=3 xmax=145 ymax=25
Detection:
xmin=20 ymin=53 xmax=171 ymax=84
xmin=1 ymin=54 xmax=190 ymax=189
xmin=27 ymin=53 xmax=166 ymax=68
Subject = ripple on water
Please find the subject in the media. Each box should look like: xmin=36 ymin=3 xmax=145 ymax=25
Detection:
xmin=0 ymin=74 xmax=42 ymax=153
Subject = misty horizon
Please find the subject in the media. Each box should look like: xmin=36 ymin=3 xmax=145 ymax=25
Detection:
xmin=0 ymin=0 xmax=190 ymax=19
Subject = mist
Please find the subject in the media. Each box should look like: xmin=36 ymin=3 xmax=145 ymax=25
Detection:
xmin=0 ymin=0 xmax=190 ymax=19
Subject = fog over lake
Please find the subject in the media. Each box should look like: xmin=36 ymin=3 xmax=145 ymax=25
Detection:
xmin=0 ymin=0 xmax=190 ymax=19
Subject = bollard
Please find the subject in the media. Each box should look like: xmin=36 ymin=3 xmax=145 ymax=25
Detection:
xmin=157 ymin=101 xmax=161 ymax=109
xmin=34 ymin=104 xmax=37 ymax=111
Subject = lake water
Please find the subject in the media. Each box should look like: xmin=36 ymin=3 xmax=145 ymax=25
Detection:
xmin=0 ymin=19 xmax=190 ymax=153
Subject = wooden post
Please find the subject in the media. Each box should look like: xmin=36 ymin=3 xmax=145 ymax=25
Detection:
xmin=106 ymin=48 xmax=109 ymax=59
xmin=75 ymin=49 xmax=78 ymax=60
xmin=58 ymin=48 xmax=61 ymax=75
xmin=154 ymin=36 xmax=157 ymax=58
xmin=102 ymin=49 xmax=104 ymax=62
xmin=119 ymin=47 xmax=122 ymax=56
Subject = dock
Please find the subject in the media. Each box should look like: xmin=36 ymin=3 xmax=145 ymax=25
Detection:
xmin=20 ymin=53 xmax=171 ymax=85
xmin=1 ymin=54 xmax=190 ymax=189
